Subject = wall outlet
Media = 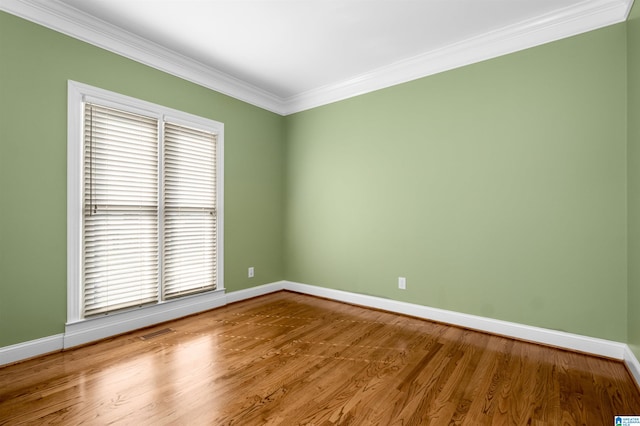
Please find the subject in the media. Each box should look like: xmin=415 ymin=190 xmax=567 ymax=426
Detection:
xmin=398 ymin=277 xmax=406 ymax=290
xmin=248 ymin=267 xmax=254 ymax=278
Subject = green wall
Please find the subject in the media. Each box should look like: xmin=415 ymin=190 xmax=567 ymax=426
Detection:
xmin=629 ymin=1 xmax=640 ymax=359
xmin=1 ymin=6 xmax=638 ymax=352
xmin=285 ymin=24 xmax=628 ymax=341
xmin=0 ymin=11 xmax=285 ymax=347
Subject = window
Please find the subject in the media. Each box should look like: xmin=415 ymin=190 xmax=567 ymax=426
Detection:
xmin=68 ymin=81 xmax=224 ymax=324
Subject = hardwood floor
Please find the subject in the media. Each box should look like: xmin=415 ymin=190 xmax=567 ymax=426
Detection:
xmin=1 ymin=291 xmax=639 ymax=425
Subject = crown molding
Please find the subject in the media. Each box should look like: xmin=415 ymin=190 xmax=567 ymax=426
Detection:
xmin=0 ymin=0 xmax=288 ymax=114
xmin=283 ymin=0 xmax=633 ymax=114
xmin=0 ymin=0 xmax=634 ymax=116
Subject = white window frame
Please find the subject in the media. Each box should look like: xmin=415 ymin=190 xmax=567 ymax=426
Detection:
xmin=66 ymin=81 xmax=225 ymax=348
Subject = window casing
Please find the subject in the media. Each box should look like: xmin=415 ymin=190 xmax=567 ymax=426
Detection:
xmin=68 ymin=81 xmax=224 ymax=323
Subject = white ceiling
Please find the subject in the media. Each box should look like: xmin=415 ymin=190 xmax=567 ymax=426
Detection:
xmin=50 ymin=0 xmax=599 ymax=98
xmin=2 ymin=0 xmax=635 ymax=114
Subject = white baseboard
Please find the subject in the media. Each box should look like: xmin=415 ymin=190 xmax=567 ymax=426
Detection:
xmin=0 ymin=283 xmax=286 ymax=366
xmin=0 ymin=334 xmax=64 ymax=366
xmin=625 ymin=345 xmax=640 ymax=386
xmin=283 ymin=281 xmax=640 ymax=387
xmin=283 ymin=281 xmax=627 ymax=360
xmin=225 ymin=281 xmax=285 ymax=304
xmin=3 ymin=279 xmax=640 ymax=390
xmin=63 ymin=289 xmax=228 ymax=349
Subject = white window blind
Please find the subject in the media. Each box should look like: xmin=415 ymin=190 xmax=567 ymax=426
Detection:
xmin=163 ymin=122 xmax=217 ymax=299
xmin=80 ymin=101 xmax=220 ymax=318
xmin=83 ymin=103 xmax=159 ymax=316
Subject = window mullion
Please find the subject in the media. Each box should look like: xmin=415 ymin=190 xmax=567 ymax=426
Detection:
xmin=158 ymin=118 xmax=165 ymax=302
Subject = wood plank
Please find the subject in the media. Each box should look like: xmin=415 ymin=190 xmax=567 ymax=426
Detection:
xmin=1 ymin=291 xmax=639 ymax=425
